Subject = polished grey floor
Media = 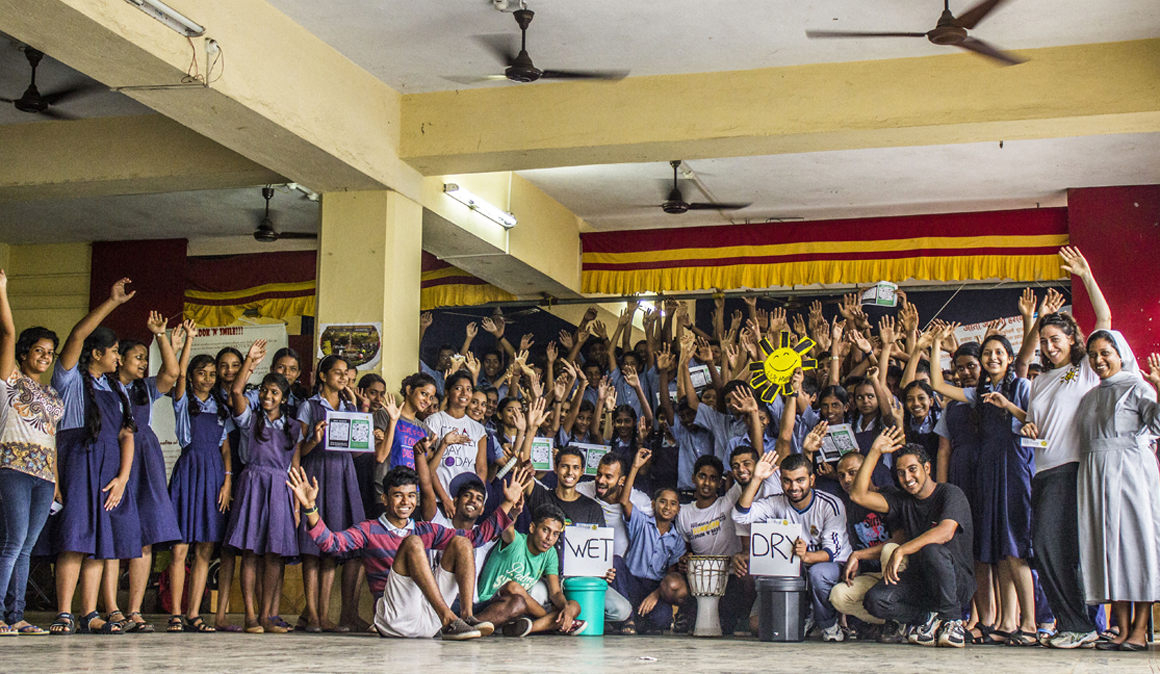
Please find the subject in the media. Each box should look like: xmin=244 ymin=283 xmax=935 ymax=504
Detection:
xmin=3 ymin=616 xmax=1153 ymax=674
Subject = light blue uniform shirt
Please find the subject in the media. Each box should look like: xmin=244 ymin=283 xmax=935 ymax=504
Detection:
xmin=623 ymin=509 xmax=685 ymax=581
xmin=673 ymin=420 xmax=714 ymax=491
xmin=52 ymin=362 xmax=113 ymax=431
xmin=173 ymin=391 xmax=231 ymax=448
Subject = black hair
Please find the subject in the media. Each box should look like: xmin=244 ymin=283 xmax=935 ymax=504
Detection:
xmin=400 ymin=371 xmax=437 ymax=397
xmin=799 ymin=376 xmax=820 ymax=397
xmin=597 ymin=451 xmax=628 ymax=477
xmin=651 ymin=486 xmax=680 ymax=502
xmin=481 ymin=348 xmax=502 ymax=362
xmin=213 ymin=347 xmax=244 ymax=422
xmin=581 ymin=361 xmax=605 ymax=375
xmin=556 ymin=445 xmax=586 ymax=466
xmin=116 ymin=338 xmax=151 ymax=406
xmin=444 ymin=371 xmax=474 ymax=400
xmin=79 ymin=327 xmax=136 ymax=446
xmin=818 ymin=384 xmax=848 ymax=406
xmin=901 ymin=380 xmax=940 ymax=438
xmin=185 ymin=354 xmax=217 ymax=419
xmin=780 ymin=453 xmax=813 ymax=475
xmin=314 ymin=354 xmax=352 ymax=404
xmin=496 ymin=396 xmax=523 ymax=417
xmin=729 ymin=444 xmax=760 ymax=465
xmin=578 ymin=400 xmax=595 ymax=414
xmin=1086 ymin=330 xmax=1120 ymax=356
xmin=896 ymin=443 xmax=931 ymax=468
xmin=971 ymin=335 xmax=1017 ymax=434
xmin=358 ymin=373 xmax=386 ymax=390
xmin=915 ymin=359 xmax=931 ymax=375
xmin=271 ymin=347 xmax=302 ymax=371
xmin=693 ymin=454 xmax=724 ymax=478
xmin=1027 ymin=363 xmax=1043 ymax=374
xmin=454 ymin=477 xmax=486 ymax=500
xmin=952 ymin=341 xmax=982 ymax=367
xmin=886 ymin=365 xmax=904 ymax=383
xmin=254 ymin=373 xmax=293 ymax=443
xmin=1039 ymin=312 xmax=1086 ymax=369
xmin=382 ymin=466 xmax=419 ymax=494
xmin=850 ymin=377 xmax=884 ymax=435
xmin=15 ymin=327 xmax=58 ymax=366
xmin=721 ymin=380 xmax=747 ymax=407
xmin=532 ymin=503 xmax=566 ymax=528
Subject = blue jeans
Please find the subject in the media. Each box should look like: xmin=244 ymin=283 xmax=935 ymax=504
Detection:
xmin=0 ymin=469 xmax=54 ymax=623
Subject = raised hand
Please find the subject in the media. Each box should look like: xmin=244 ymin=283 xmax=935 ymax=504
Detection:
xmin=1041 ymin=287 xmax=1066 ymax=316
xmin=1058 ymin=246 xmax=1091 ymax=279
xmin=724 ymin=343 xmax=743 ymax=371
xmin=618 ymin=306 xmax=634 ymax=327
xmin=984 ymin=319 xmax=1003 ymax=338
xmin=518 ymin=333 xmax=535 ymax=353
xmin=878 ymin=315 xmax=896 ymax=347
xmin=1147 ymin=354 xmax=1160 ymax=391
xmin=637 ymin=414 xmax=650 ymax=442
xmin=552 ymin=374 xmax=568 ymax=401
xmin=247 ymin=339 xmax=268 ymax=364
xmin=146 ymin=310 xmax=167 ymax=336
xmin=791 ymin=314 xmax=809 ymax=339
xmin=545 ymin=341 xmax=558 ymax=363
xmin=591 ymin=320 xmax=608 ymax=340
xmin=464 ymin=352 xmax=480 ymax=379
xmin=514 ymin=350 xmax=532 ymax=374
xmin=111 ymin=278 xmax=136 ymax=305
xmin=898 ymin=300 xmax=919 ymax=335
xmin=656 ymin=344 xmax=674 ymax=371
xmin=694 ymin=337 xmax=714 ymax=364
xmin=831 ymin=317 xmax=846 ymax=345
xmin=169 ymin=324 xmax=186 ymax=351
xmin=583 ymin=306 xmax=599 ymax=324
xmin=871 ymin=425 xmax=906 ymax=454
xmin=633 ymin=446 xmax=652 ymax=470
xmin=1018 ymin=287 xmax=1037 ymax=320
xmin=623 ymin=365 xmax=640 ymax=388
xmin=286 ymin=466 xmax=319 ymax=509
xmin=464 ymin=322 xmax=478 ymax=341
xmin=503 ymin=467 xmax=530 ymax=504
xmin=382 ymin=391 xmax=402 ymax=422
xmin=849 ymin=329 xmax=872 ymax=355
xmin=420 ymin=312 xmax=434 ymax=330
xmin=728 ymin=386 xmax=759 ymax=415
xmin=769 ymin=307 xmax=788 ymax=336
xmin=481 ymin=316 xmax=503 ymax=338
xmin=755 ymin=307 xmax=769 ymax=331
xmin=753 ymin=450 xmax=778 ymax=482
xmin=526 ymin=396 xmax=548 ymax=428
xmin=558 ymin=329 xmax=574 ymax=351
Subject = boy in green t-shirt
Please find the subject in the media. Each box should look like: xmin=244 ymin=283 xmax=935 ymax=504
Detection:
xmin=476 ymin=504 xmax=584 ymax=637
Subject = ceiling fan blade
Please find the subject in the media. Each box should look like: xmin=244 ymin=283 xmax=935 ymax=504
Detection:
xmin=957 ymin=37 xmax=1025 ymax=65
xmin=539 ymin=69 xmax=629 ymax=81
xmin=687 ymin=202 xmax=752 ymax=211
xmin=38 ymin=107 xmax=75 ymax=120
xmin=473 ymin=34 xmax=518 ymax=67
xmin=274 ymin=232 xmax=318 ymax=240
xmin=955 ymin=0 xmax=1012 ymax=30
xmin=806 ymin=29 xmax=927 ymax=39
xmin=41 ymin=84 xmax=105 ymax=106
xmin=441 ymin=75 xmax=510 ymax=85
xmin=0 ymin=97 xmax=16 ymax=104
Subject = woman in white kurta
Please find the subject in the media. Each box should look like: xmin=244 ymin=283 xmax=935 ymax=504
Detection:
xmin=1076 ymin=330 xmax=1160 ymax=652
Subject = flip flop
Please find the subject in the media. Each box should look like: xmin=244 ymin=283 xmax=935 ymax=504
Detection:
xmin=0 ymin=623 xmax=17 ymax=637
xmin=15 ymin=624 xmax=48 ymax=636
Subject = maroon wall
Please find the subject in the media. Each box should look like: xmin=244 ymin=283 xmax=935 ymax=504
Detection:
xmin=89 ymin=239 xmax=188 ymax=343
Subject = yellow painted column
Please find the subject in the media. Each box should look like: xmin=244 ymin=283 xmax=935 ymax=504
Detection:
xmin=316 ymin=191 xmax=422 ymax=392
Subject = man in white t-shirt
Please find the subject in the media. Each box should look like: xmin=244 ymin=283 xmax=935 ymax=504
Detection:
xmin=673 ymin=455 xmax=751 ymax=635
xmin=734 ymin=453 xmax=851 ymax=642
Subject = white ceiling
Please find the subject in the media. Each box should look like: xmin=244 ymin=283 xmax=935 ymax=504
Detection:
xmin=267 ymin=0 xmax=1159 ymax=93
xmin=0 ymin=186 xmax=318 ymax=245
xmin=518 ymin=132 xmax=1160 ymax=230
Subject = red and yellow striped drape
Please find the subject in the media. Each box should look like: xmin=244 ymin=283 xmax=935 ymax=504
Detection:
xmin=422 ymin=253 xmax=516 ymax=310
xmin=581 ymin=208 xmax=1069 ymax=294
xmin=184 ymin=251 xmax=316 ymax=327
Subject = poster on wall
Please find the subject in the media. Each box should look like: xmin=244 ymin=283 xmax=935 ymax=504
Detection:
xmin=148 ymin=323 xmax=290 ymax=477
xmin=938 ymin=306 xmax=1070 ymax=371
xmin=317 ymin=322 xmax=383 ymax=372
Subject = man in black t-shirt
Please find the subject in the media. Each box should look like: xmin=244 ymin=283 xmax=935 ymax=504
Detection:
xmin=849 ymin=427 xmax=975 ymax=649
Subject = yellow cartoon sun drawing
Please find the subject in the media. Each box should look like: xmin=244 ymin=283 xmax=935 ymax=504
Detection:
xmin=748 ymin=331 xmax=817 ymax=402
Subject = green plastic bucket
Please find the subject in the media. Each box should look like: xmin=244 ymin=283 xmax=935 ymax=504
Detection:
xmin=562 ymin=577 xmax=607 ymax=636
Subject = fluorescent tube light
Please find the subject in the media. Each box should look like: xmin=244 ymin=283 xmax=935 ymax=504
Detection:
xmin=125 ymin=0 xmax=205 ymax=37
xmin=443 ymin=183 xmax=517 ymax=229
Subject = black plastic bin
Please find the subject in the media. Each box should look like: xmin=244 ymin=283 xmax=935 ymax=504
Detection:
xmin=755 ymin=576 xmax=808 ymax=642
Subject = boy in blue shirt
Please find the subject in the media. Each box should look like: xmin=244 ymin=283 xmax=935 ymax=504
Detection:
xmin=618 ymin=447 xmax=688 ymax=634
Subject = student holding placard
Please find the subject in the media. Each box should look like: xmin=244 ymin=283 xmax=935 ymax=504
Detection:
xmin=733 ymin=453 xmax=851 ymax=642
xmin=851 ymin=428 xmax=975 ymax=648
xmin=296 ymin=354 xmax=364 ymax=633
xmin=618 ymin=448 xmax=687 ymax=634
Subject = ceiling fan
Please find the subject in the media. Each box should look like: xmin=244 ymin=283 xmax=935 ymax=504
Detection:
xmin=1 ymin=46 xmax=107 ymax=118
xmin=806 ymin=0 xmax=1025 ymax=66
xmin=446 ymin=7 xmax=629 ymax=85
xmin=253 ymin=187 xmax=318 ymax=243
xmin=644 ymin=161 xmax=751 ymax=215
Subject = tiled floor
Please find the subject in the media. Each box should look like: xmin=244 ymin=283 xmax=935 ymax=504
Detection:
xmin=1 ymin=615 xmax=1153 ymax=674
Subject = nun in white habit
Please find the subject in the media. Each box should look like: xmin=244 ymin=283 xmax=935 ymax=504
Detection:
xmin=1075 ymin=329 xmax=1160 ymax=652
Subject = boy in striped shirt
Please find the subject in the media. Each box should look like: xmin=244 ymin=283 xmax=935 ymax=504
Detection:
xmin=287 ymin=464 xmax=525 ymax=640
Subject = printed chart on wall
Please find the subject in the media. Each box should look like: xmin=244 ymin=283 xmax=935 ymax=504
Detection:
xmin=148 ymin=323 xmax=289 ymax=477
xmin=317 ymin=322 xmax=382 ymax=371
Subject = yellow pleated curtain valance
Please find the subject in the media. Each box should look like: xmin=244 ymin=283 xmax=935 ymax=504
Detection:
xmin=184 ymin=251 xmax=317 ymax=328
xmin=421 ymin=252 xmax=517 ymax=310
xmin=581 ymin=208 xmax=1070 ymax=295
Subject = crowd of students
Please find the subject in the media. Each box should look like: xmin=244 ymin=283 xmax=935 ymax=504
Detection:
xmin=0 ymin=245 xmax=1156 ymax=651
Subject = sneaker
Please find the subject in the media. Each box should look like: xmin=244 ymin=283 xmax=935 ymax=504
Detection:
xmin=440 ymin=618 xmax=482 ymax=641
xmin=878 ymin=621 xmax=909 ymax=644
xmin=501 ymin=616 xmax=533 ymax=638
xmin=463 ymin=616 xmax=494 ymax=637
xmin=1048 ymin=631 xmax=1100 ymax=650
xmin=804 ymin=617 xmax=819 ymax=639
xmin=560 ymin=619 xmax=587 ymax=636
xmin=937 ymin=620 xmax=966 ymax=648
xmin=910 ymin=613 xmax=941 ymax=647
xmin=821 ymin=623 xmax=845 ymax=642
xmin=672 ymin=608 xmax=691 ymax=634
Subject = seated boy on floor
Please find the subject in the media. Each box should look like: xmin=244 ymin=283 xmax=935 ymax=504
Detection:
xmin=286 ymin=464 xmax=525 ymax=640
xmin=473 ymin=503 xmax=585 ymax=637
xmin=617 ymin=447 xmax=687 ymax=634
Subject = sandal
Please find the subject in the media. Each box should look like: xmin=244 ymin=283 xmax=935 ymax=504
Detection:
xmin=269 ymin=616 xmax=292 ymax=630
xmin=0 ymin=623 xmax=16 ymax=637
xmin=50 ymin=613 xmax=75 ymax=636
xmin=79 ymin=611 xmax=122 ymax=635
xmin=183 ymin=616 xmax=216 ymax=633
xmin=620 ymin=620 xmax=638 ymax=636
xmin=214 ymin=623 xmax=243 ymax=633
xmin=1006 ymin=629 xmax=1039 ymax=647
xmin=124 ymin=612 xmax=155 ymax=634
xmin=970 ymin=626 xmax=1009 ymax=645
xmin=14 ymin=623 xmax=47 ymax=636
xmin=1099 ymin=626 xmax=1120 ymax=641
xmin=167 ymin=616 xmax=184 ymax=633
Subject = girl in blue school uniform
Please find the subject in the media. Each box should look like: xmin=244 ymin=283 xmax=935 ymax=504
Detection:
xmin=209 ymin=345 xmax=245 ymax=632
xmin=224 ymin=339 xmax=304 ymax=634
xmin=165 ymin=326 xmax=234 ymax=633
xmin=48 ymin=279 xmax=139 ymax=636
xmin=103 ymin=312 xmax=184 ymax=633
xmin=296 ymin=354 xmax=365 ymax=632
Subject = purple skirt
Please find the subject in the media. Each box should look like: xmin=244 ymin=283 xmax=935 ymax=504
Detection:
xmin=224 ymin=465 xmax=299 ymax=557
xmin=168 ymin=443 xmax=227 ymax=545
xmin=132 ymin=427 xmax=181 ymax=547
xmin=297 ymin=449 xmax=364 ymax=558
xmin=53 ymin=427 xmax=142 ymax=560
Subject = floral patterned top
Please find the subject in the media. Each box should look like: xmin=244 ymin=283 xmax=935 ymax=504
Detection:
xmin=0 ymin=371 xmax=66 ymax=482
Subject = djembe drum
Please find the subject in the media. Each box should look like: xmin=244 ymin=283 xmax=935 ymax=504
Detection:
xmin=686 ymin=555 xmax=731 ymax=637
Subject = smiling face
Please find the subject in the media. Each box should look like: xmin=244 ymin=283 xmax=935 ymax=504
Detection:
xmin=895 ymin=453 xmax=931 ymax=496
xmin=953 ymin=355 xmax=981 ymax=388
xmin=1039 ymin=324 xmax=1074 ymax=368
xmin=466 ymin=391 xmax=488 ymax=422
xmin=499 ymin=400 xmax=523 ymax=428
xmin=91 ymin=344 xmax=121 ymax=376
xmin=482 ymin=353 xmax=501 ymax=378
xmin=272 ymin=355 xmax=300 ymax=384
xmin=593 ymin=460 xmax=624 ymax=500
xmin=454 ymin=487 xmax=486 ymax=523
xmin=447 ymin=378 xmax=472 ymax=412
xmin=216 ymin=352 xmax=242 ymax=385
xmin=819 ymin=394 xmax=847 ymax=425
xmin=700 ymin=388 xmax=717 ymax=409
xmin=382 ymin=483 xmax=418 ymax=522
xmin=730 ymin=452 xmax=758 ymax=488
xmin=1087 ymin=337 xmax=1122 ymax=380
xmin=905 ymin=387 xmax=932 ymax=422
xmin=362 ymin=380 xmax=387 ymax=411
xmin=484 ymin=390 xmax=498 ymax=418
xmin=258 ymin=380 xmax=285 ymax=413
xmin=779 ymin=465 xmax=814 ymax=506
xmin=321 ymin=360 xmax=348 ymax=392
xmin=406 ymin=383 xmax=437 ymax=415
xmin=981 ymin=340 xmax=1011 ymax=382
xmin=21 ymin=338 xmax=55 ymax=377
xmin=653 ymin=489 xmax=680 ymax=523
xmin=191 ymin=361 xmax=217 ymax=394
xmin=118 ymin=344 xmax=149 ymax=382
xmin=613 ymin=410 xmax=635 ymax=439
xmin=574 ymin=408 xmax=593 ymax=435
xmin=556 ymin=453 xmax=583 ymax=489
xmin=693 ymin=463 xmax=721 ymax=501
